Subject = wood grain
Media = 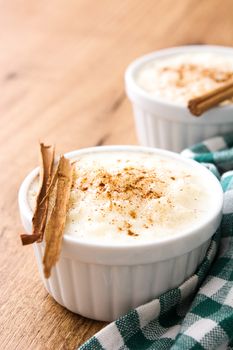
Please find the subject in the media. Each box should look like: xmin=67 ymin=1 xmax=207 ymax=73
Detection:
xmin=1 ymin=0 xmax=233 ymax=349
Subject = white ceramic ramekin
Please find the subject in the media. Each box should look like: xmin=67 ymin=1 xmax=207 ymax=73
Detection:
xmin=125 ymin=45 xmax=233 ymax=152
xmin=18 ymin=146 xmax=223 ymax=322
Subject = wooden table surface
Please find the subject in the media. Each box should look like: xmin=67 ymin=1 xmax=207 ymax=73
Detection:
xmin=1 ymin=0 xmax=233 ymax=349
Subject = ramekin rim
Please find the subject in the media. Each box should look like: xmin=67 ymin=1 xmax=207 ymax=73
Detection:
xmin=18 ymin=145 xmax=223 ymax=252
xmin=125 ymin=44 xmax=233 ymax=116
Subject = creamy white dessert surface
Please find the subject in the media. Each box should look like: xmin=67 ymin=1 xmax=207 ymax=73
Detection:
xmin=28 ymin=151 xmax=215 ymax=244
xmin=136 ymin=52 xmax=233 ymax=105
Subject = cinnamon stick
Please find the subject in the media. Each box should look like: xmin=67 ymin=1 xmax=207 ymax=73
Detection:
xmin=43 ymin=156 xmax=73 ymax=278
xmin=188 ymin=80 xmax=233 ymax=116
xmin=21 ymin=143 xmax=55 ymax=245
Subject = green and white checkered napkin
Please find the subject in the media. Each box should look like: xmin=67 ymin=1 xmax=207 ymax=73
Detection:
xmin=79 ymin=134 xmax=233 ymax=350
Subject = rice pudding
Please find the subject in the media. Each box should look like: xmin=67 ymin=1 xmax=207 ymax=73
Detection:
xmin=28 ymin=150 xmax=215 ymax=244
xmin=136 ymin=52 xmax=233 ymax=105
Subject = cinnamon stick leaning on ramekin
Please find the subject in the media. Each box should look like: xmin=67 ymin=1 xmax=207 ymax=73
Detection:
xmin=20 ymin=143 xmax=55 ymax=245
xmin=43 ymin=156 xmax=73 ymax=278
xmin=20 ymin=144 xmax=74 ymax=278
xmin=188 ymin=80 xmax=233 ymax=116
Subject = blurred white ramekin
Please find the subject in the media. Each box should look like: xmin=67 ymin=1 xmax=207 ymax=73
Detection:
xmin=125 ymin=45 xmax=233 ymax=152
xmin=18 ymin=146 xmax=223 ymax=321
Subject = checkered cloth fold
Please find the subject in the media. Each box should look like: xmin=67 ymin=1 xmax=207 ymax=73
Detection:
xmin=79 ymin=134 xmax=233 ymax=350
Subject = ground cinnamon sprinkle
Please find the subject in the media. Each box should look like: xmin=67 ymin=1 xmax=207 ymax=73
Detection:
xmin=76 ymin=167 xmax=164 ymax=203
xmin=72 ymin=165 xmax=168 ymax=236
xmin=160 ymin=64 xmax=233 ymax=87
xmin=127 ymin=229 xmax=139 ymax=237
xmin=129 ymin=210 xmax=137 ymax=219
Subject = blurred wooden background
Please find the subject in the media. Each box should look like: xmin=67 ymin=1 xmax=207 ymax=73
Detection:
xmin=1 ymin=0 xmax=233 ymax=349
